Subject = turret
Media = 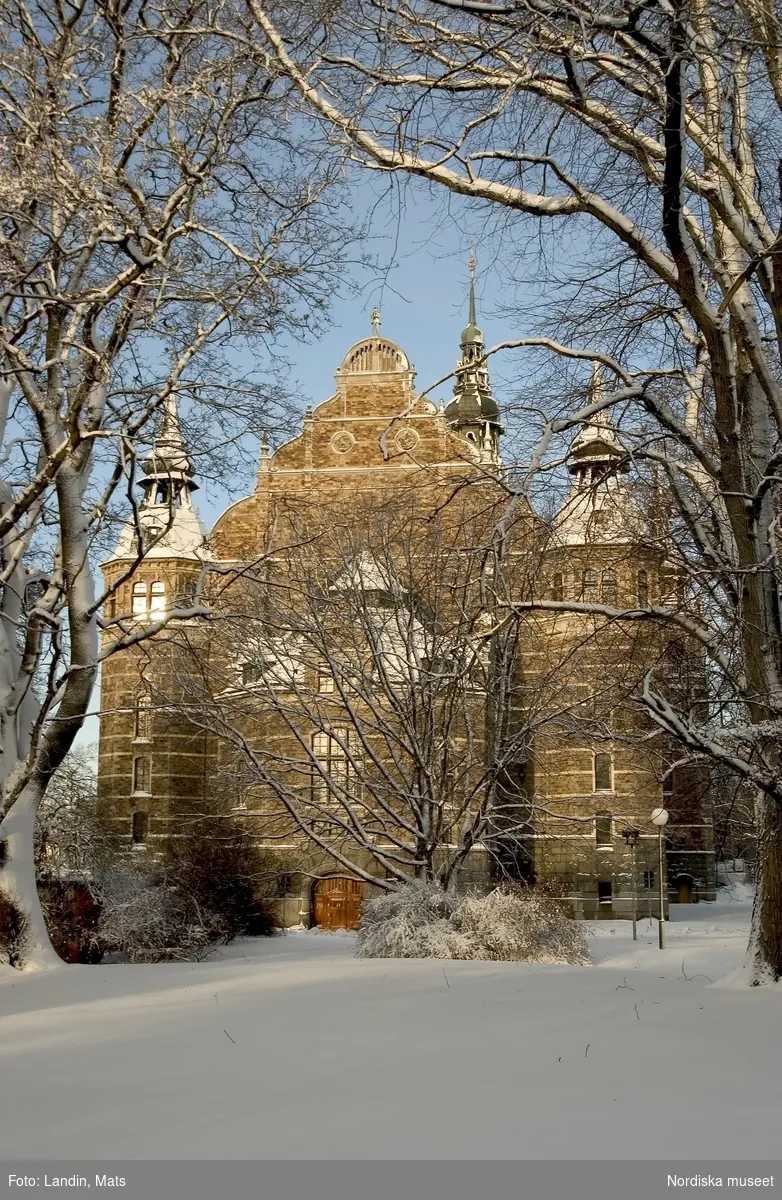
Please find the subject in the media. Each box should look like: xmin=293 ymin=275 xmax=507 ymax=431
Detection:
xmin=107 ymin=393 xmax=209 ymax=564
xmin=568 ymin=363 xmax=627 ymax=487
xmin=444 ymin=258 xmax=503 ymax=463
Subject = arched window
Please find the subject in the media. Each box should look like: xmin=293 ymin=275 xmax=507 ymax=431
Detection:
xmin=601 ymin=569 xmax=618 ymax=606
xmin=134 ymin=693 xmax=152 ymax=741
xmin=582 ymin=569 xmax=598 ymax=602
xmin=150 ymin=581 xmax=166 ymax=613
xmin=132 ymin=755 xmax=151 ymax=795
xmin=637 ymin=569 xmax=649 ymax=606
xmin=594 ymin=753 xmax=613 ymax=792
xmin=131 ymin=582 xmax=148 ymax=615
xmin=551 ymin=573 xmax=564 ymax=602
xmin=132 ymin=811 xmax=149 ymax=845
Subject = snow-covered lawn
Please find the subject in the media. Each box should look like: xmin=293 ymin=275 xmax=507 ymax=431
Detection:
xmin=1 ymin=897 xmax=779 ymax=1160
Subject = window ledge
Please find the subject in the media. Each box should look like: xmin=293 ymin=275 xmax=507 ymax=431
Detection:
xmin=131 ymin=790 xmax=152 ymax=799
xmin=131 ymin=737 xmax=152 ymax=746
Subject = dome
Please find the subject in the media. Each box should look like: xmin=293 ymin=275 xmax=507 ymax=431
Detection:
xmin=339 ymin=338 xmax=411 ymax=375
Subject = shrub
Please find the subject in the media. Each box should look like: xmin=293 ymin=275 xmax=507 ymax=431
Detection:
xmin=0 ymin=893 xmax=29 ymax=969
xmin=356 ymin=881 xmax=590 ymax=965
xmin=166 ymin=836 xmax=277 ymax=939
xmin=93 ymin=863 xmax=229 ymax=963
xmin=91 ymin=836 xmax=278 ymax=962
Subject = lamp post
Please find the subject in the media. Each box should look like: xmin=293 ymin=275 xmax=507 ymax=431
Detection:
xmin=651 ymin=807 xmax=669 ymax=949
xmin=621 ymin=828 xmax=640 ymax=940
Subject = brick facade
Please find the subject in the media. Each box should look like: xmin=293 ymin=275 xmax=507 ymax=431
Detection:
xmin=97 ymin=328 xmax=715 ymax=923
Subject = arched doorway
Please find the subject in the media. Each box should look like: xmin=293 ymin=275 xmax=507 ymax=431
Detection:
xmin=313 ymin=877 xmax=364 ymax=931
xmin=676 ymin=873 xmax=694 ymax=903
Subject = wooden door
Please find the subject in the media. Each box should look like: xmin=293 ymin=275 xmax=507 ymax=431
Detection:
xmin=677 ymin=875 xmax=693 ymax=904
xmin=313 ymin=877 xmax=364 ymax=930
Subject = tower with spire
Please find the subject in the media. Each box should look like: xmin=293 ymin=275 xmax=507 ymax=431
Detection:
xmin=97 ymin=393 xmax=212 ymax=851
xmin=444 ymin=255 xmax=503 ymax=463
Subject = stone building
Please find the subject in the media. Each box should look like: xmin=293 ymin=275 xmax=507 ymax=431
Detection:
xmin=97 ymin=295 xmax=716 ymax=926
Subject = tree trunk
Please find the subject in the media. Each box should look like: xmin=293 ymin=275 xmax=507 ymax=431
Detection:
xmin=747 ymin=791 xmax=782 ymax=984
xmin=0 ymin=786 xmax=60 ymax=969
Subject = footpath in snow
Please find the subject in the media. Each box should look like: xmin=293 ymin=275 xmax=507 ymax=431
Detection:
xmin=1 ymin=895 xmax=779 ymax=1160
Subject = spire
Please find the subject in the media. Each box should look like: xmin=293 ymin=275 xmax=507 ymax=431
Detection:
xmin=461 ymin=250 xmax=481 ymax=346
xmin=444 ymin=253 xmax=503 ymax=462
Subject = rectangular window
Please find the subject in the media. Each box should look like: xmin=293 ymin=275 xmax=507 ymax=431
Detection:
xmin=582 ymin=569 xmax=598 ymax=602
xmin=598 ymin=881 xmax=613 ymax=905
xmin=595 ymin=813 xmax=613 ymax=847
xmin=132 ymin=755 xmax=151 ymax=795
xmin=312 ymin=728 xmax=361 ymax=803
xmin=134 ymin=694 xmax=152 ymax=741
xmin=132 ymin=811 xmax=149 ymax=845
xmin=601 ymin=570 xmax=618 ymax=606
xmin=637 ymin=569 xmax=649 ymax=606
xmin=318 ymin=672 xmax=335 ymax=694
xmin=242 ymin=662 xmax=263 ymax=685
xmin=150 ymin=581 xmax=166 ymax=613
xmin=594 ymin=752 xmax=613 ymax=791
xmin=551 ymin=573 xmax=564 ymax=602
xmin=643 ymin=870 xmax=655 ymax=890
xmin=179 ymin=580 xmax=197 ymax=608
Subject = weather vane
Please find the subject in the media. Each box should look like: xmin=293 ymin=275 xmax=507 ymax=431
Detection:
xmin=370 ymin=306 xmax=381 ymax=336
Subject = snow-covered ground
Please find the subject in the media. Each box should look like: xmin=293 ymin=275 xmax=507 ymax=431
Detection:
xmin=1 ymin=895 xmax=779 ymax=1160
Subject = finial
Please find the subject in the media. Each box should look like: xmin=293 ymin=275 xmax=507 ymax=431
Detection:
xmin=260 ymin=430 xmax=269 ymax=458
xmin=370 ymin=306 xmax=381 ymax=337
xmin=468 ymin=249 xmax=476 ymax=281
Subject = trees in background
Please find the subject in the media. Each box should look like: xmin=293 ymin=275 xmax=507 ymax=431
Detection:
xmin=0 ymin=0 xmax=349 ymax=962
xmin=249 ymin=0 xmax=782 ymax=981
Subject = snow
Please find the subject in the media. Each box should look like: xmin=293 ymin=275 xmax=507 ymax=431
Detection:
xmin=1 ymin=899 xmax=779 ymax=1160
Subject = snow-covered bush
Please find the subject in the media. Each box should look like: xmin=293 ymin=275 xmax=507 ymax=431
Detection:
xmin=356 ymin=880 xmax=462 ymax=959
xmin=452 ymin=887 xmax=590 ymax=964
xmin=356 ymin=881 xmax=590 ymax=964
xmin=93 ymin=864 xmax=229 ymax=963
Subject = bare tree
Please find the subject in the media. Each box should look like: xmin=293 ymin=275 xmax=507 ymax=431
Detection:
xmin=247 ymin=0 xmax=782 ymax=981
xmin=0 ymin=0 xmax=348 ymax=963
xmin=174 ymin=499 xmax=543 ymax=890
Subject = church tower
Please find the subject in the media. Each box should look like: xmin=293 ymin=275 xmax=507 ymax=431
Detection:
xmin=444 ymin=261 xmax=503 ymax=463
xmin=97 ymin=395 xmax=212 ymax=849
